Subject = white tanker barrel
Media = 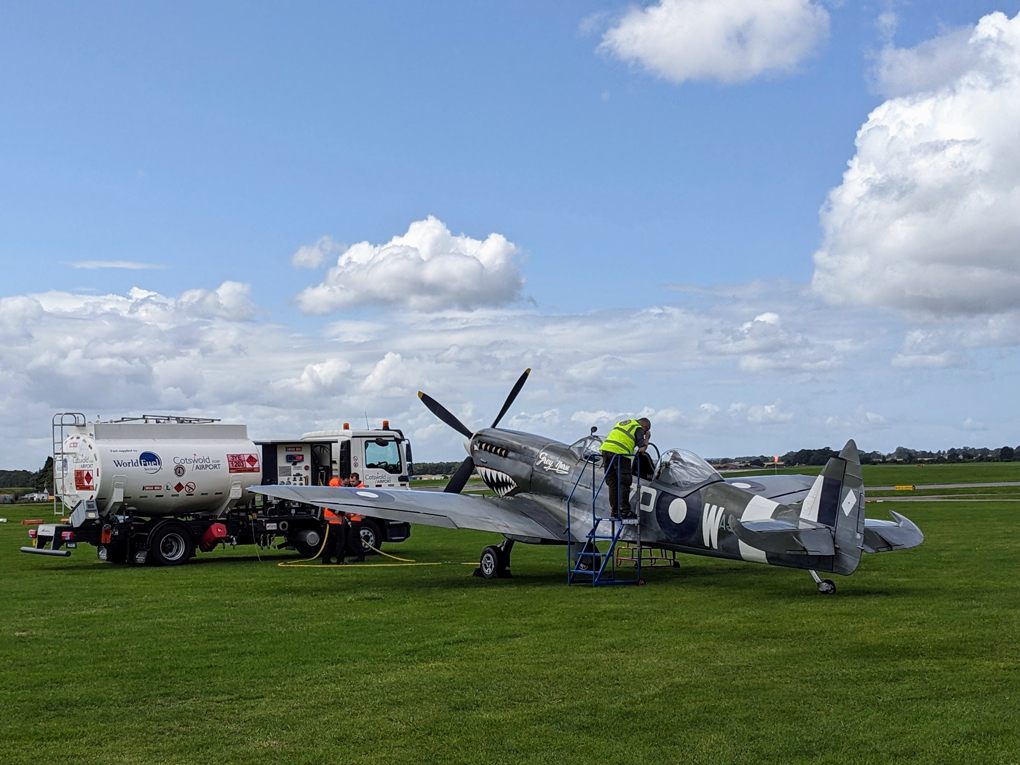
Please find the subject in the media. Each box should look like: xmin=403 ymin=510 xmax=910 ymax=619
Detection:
xmin=60 ymin=421 xmax=263 ymax=518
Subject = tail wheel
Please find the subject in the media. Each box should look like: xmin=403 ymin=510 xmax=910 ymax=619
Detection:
xmin=149 ymin=523 xmax=195 ymax=567
xmin=817 ymin=579 xmax=837 ymax=595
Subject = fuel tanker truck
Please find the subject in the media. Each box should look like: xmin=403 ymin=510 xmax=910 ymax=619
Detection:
xmin=22 ymin=413 xmax=413 ymax=566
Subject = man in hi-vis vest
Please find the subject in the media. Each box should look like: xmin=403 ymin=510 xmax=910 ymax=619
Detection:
xmin=599 ymin=417 xmax=651 ymax=520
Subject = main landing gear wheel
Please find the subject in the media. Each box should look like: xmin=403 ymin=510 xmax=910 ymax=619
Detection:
xmin=476 ymin=540 xmax=514 ymax=579
xmin=575 ymin=542 xmax=600 ymax=572
xmin=478 ymin=545 xmax=503 ymax=579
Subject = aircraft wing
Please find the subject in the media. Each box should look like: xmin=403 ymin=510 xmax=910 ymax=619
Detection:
xmin=253 ymin=485 xmax=567 ymax=542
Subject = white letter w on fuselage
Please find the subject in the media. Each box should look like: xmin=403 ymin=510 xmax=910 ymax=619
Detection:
xmin=702 ymin=504 xmax=725 ymax=549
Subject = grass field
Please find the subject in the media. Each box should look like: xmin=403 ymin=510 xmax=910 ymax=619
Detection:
xmin=2 ymin=465 xmax=1019 ymax=764
xmin=734 ymin=460 xmax=1020 ymax=486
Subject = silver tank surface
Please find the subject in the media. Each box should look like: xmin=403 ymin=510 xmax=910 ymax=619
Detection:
xmin=58 ymin=421 xmax=262 ymax=518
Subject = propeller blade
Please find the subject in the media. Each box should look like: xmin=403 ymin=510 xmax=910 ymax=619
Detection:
xmin=418 ymin=391 xmax=473 ymax=439
xmin=491 ymin=368 xmax=531 ymax=428
xmin=444 ymin=456 xmax=476 ymax=494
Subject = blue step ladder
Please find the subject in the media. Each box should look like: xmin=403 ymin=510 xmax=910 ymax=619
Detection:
xmin=566 ymin=455 xmax=643 ymax=586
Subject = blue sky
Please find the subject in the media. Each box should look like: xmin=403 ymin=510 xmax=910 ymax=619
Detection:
xmin=2 ymin=1 xmax=1019 ymax=468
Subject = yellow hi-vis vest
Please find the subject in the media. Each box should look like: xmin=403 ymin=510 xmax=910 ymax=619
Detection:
xmin=601 ymin=419 xmax=642 ymax=456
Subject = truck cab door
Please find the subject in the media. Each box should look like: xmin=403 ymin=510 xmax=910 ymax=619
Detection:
xmin=310 ymin=443 xmax=332 ymax=486
xmin=337 ymin=439 xmax=352 ymax=478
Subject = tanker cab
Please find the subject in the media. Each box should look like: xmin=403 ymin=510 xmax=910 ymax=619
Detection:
xmin=357 ymin=436 xmax=407 ymax=488
xmin=262 ymin=429 xmax=412 ymax=489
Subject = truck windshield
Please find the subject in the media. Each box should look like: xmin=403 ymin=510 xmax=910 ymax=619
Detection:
xmin=365 ymin=439 xmax=402 ymax=474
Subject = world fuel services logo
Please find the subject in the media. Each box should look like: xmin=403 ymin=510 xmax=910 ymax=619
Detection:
xmin=139 ymin=451 xmax=162 ymax=474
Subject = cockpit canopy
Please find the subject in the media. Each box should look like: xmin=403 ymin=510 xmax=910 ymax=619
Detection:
xmin=655 ymin=449 xmax=721 ymax=491
xmin=568 ymin=434 xmax=604 ymax=461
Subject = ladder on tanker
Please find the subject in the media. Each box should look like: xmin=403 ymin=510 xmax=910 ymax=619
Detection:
xmin=566 ymin=454 xmax=643 ymax=586
xmin=51 ymin=413 xmax=86 ymax=516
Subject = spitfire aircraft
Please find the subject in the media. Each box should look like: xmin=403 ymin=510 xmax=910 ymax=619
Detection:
xmin=256 ymin=370 xmax=923 ymax=593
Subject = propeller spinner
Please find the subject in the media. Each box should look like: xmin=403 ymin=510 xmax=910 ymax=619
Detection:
xmin=418 ymin=368 xmax=531 ymax=494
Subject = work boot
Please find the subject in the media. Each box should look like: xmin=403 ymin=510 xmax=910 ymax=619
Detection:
xmin=353 ymin=556 xmax=366 ymax=563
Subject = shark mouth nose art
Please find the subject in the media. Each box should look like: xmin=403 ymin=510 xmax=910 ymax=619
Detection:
xmin=477 ymin=467 xmax=518 ymax=497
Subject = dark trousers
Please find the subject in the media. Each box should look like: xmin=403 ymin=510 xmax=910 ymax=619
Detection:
xmin=602 ymin=453 xmax=634 ymax=518
xmin=322 ymin=520 xmax=347 ymax=563
xmin=346 ymin=519 xmax=366 ymax=560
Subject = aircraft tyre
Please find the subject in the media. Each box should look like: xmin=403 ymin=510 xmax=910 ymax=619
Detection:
xmin=148 ymin=523 xmax=195 ymax=567
xmin=817 ymin=579 xmax=836 ymax=595
xmin=576 ymin=542 xmax=600 ymax=572
xmin=478 ymin=545 xmax=505 ymax=579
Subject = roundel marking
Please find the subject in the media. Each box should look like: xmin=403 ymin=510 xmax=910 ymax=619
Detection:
xmin=668 ymin=497 xmax=687 ymax=524
xmin=731 ymin=482 xmax=752 ymax=489
xmin=356 ymin=490 xmax=379 ymax=499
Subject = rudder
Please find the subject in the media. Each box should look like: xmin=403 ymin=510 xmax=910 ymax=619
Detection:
xmin=796 ymin=439 xmax=865 ymax=575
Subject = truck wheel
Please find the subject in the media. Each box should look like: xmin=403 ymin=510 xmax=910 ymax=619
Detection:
xmin=292 ymin=527 xmax=324 ymax=558
xmin=149 ymin=523 xmax=195 ymax=566
xmin=359 ymin=520 xmax=382 ymax=554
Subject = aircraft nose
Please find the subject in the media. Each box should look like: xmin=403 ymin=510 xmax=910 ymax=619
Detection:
xmin=463 ymin=437 xmax=472 ymax=455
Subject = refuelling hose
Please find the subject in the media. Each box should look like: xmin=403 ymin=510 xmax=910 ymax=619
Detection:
xmin=276 ymin=525 xmax=470 ymax=568
xmin=276 ymin=523 xmax=332 ymax=566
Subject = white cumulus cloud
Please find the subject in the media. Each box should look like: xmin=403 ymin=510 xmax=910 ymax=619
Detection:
xmin=295 ymin=216 xmax=524 ymax=313
xmin=290 ymin=236 xmax=344 ymax=269
xmin=599 ymin=0 xmax=829 ymax=84
xmin=813 ymin=11 xmax=1020 ymax=316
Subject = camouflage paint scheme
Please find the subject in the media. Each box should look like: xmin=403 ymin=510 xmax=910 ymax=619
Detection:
xmin=257 ymin=426 xmax=923 ymax=584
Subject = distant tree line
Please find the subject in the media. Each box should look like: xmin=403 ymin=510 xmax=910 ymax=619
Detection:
xmin=0 ymin=457 xmax=53 ymax=491
xmin=713 ymin=445 xmax=1019 ymax=467
xmin=410 ymin=461 xmax=464 ymax=476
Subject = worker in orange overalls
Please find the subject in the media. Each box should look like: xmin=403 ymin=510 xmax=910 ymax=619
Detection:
xmin=321 ymin=506 xmax=347 ymax=564
xmin=345 ymin=473 xmax=367 ymax=562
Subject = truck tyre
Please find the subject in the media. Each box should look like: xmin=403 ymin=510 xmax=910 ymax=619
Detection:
xmin=149 ymin=523 xmax=195 ymax=566
xmin=359 ymin=519 xmax=383 ymax=554
xmin=291 ymin=526 xmax=324 ymax=557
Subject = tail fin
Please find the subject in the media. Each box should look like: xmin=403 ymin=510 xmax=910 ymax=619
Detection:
xmin=794 ymin=439 xmax=865 ymax=575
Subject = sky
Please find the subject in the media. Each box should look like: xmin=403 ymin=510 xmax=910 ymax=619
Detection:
xmin=2 ymin=0 xmax=1019 ymax=468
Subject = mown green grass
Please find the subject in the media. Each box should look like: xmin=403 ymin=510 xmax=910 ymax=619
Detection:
xmin=2 ymin=468 xmax=1019 ymax=764
xmin=736 ymin=461 xmax=1020 ymax=487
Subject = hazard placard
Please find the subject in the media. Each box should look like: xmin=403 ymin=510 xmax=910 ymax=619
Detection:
xmin=227 ymin=454 xmax=260 ymax=473
xmin=74 ymin=470 xmax=94 ymax=490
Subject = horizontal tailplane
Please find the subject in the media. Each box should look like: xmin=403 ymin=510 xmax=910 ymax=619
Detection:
xmin=863 ymin=511 xmax=924 ymax=553
xmin=731 ymin=516 xmax=834 ymax=556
